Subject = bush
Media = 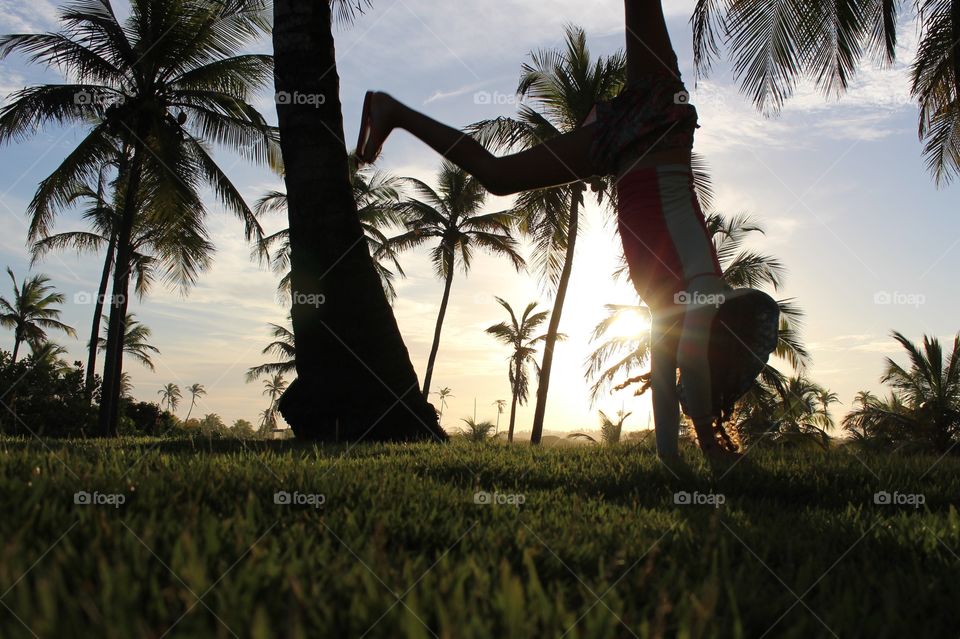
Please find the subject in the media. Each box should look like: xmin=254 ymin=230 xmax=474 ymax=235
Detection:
xmin=0 ymin=350 xmax=95 ymax=436
xmin=121 ymin=401 xmax=178 ymax=436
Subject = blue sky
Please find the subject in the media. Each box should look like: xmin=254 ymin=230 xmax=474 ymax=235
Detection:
xmin=0 ymin=0 xmax=957 ymax=435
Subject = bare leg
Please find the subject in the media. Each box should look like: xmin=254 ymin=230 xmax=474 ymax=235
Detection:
xmin=649 ymin=308 xmax=683 ymax=459
xmin=624 ymin=0 xmax=681 ymax=82
xmin=357 ymin=92 xmax=598 ymax=196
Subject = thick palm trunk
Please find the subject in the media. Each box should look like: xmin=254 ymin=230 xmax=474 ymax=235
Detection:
xmin=273 ymin=0 xmax=444 ymax=441
xmin=86 ymin=232 xmax=115 ymax=399
xmin=11 ymin=335 xmax=21 ymax=362
xmin=98 ymin=139 xmax=144 ymax=437
xmin=421 ymin=265 xmax=454 ymax=398
xmin=530 ymin=187 xmax=582 ymax=444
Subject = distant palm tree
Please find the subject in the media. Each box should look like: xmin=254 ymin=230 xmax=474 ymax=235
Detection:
xmin=97 ymin=313 xmax=159 ymax=371
xmin=246 ymin=321 xmax=296 ymax=382
xmin=691 ymin=0 xmax=960 ymax=183
xmin=433 ymin=387 xmax=454 ymax=424
xmin=738 ymin=375 xmax=837 ymax=449
xmin=391 ymin=162 xmax=525 ymax=398
xmin=486 ymin=298 xmax=553 ymax=443
xmin=842 ymin=332 xmax=960 ymax=452
xmin=0 ymin=0 xmax=278 ymax=436
xmin=184 ymin=384 xmax=207 ymax=422
xmin=459 ymin=417 xmax=496 ymax=443
xmin=158 ymin=383 xmax=181 ymax=415
xmin=469 ymin=25 xmax=626 ymax=444
xmin=569 ymin=410 xmax=633 ymax=446
xmin=32 ymin=341 xmax=73 ymax=375
xmin=261 ymin=374 xmax=288 ymax=434
xmin=253 ymin=153 xmax=408 ymax=302
xmin=492 ymin=399 xmax=507 ymax=435
xmin=0 ymin=268 xmax=76 ymax=361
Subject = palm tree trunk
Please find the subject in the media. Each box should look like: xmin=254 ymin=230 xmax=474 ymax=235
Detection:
xmin=273 ymin=0 xmax=445 ymax=442
xmin=186 ymin=398 xmax=195 ymax=422
xmin=507 ymin=373 xmax=520 ymax=443
xmin=11 ymin=333 xmax=21 ymax=363
xmin=98 ymin=136 xmax=145 ymax=437
xmin=530 ymin=186 xmax=582 ymax=444
xmin=421 ymin=264 xmax=454 ymax=398
xmin=86 ymin=231 xmax=116 ymax=399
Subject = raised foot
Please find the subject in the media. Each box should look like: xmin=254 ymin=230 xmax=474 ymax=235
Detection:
xmin=356 ymin=91 xmax=394 ymax=164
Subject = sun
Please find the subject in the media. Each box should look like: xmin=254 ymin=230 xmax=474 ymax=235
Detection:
xmin=607 ymin=310 xmax=651 ymax=339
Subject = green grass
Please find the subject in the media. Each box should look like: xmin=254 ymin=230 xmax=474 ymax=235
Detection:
xmin=1 ymin=437 xmax=958 ymax=638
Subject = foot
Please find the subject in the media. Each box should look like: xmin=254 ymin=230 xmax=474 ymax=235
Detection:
xmin=356 ymin=91 xmax=395 ymax=164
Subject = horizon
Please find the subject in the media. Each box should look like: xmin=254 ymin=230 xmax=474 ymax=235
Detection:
xmin=0 ymin=0 xmax=957 ymax=435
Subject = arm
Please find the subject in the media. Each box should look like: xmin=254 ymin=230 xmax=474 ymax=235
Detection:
xmin=624 ymin=0 xmax=680 ymax=82
xmin=385 ymin=94 xmax=600 ymax=196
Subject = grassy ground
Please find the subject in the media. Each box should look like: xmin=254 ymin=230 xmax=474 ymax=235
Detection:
xmin=1 ymin=436 xmax=958 ymax=638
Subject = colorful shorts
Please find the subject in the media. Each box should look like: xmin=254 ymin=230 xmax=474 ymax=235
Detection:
xmin=616 ymin=164 xmax=722 ymax=308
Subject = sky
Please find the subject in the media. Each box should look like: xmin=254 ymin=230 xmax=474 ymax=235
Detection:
xmin=0 ymin=0 xmax=957 ymax=437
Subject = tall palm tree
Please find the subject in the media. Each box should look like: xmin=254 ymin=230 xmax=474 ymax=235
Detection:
xmin=843 ymin=331 xmax=960 ymax=452
xmin=0 ymin=0 xmax=278 ymax=436
xmin=246 ymin=321 xmax=296 ymax=382
xmin=485 ymin=298 xmax=551 ymax=443
xmin=272 ymin=0 xmax=446 ymax=442
xmin=469 ymin=25 xmax=626 ymax=444
xmin=157 ymin=383 xmax=181 ymax=415
xmin=691 ymin=0 xmax=960 ymax=183
xmin=184 ymin=383 xmax=206 ymax=422
xmin=0 ymin=268 xmax=76 ymax=361
xmin=390 ymin=162 xmax=525 ymax=397
xmin=253 ymin=153 xmax=408 ymax=302
xmin=33 ymin=173 xmax=213 ymax=398
xmin=97 ymin=313 xmax=159 ymax=371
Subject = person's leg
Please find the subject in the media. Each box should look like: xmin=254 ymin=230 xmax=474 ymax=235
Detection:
xmin=649 ymin=306 xmax=683 ymax=458
xmin=356 ymin=92 xmax=598 ymax=195
xmin=624 ymin=0 xmax=681 ymax=82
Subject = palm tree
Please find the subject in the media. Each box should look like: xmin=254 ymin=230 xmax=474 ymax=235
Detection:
xmin=691 ymin=1 xmax=960 ymax=183
xmin=469 ymin=25 xmax=626 ymax=444
xmin=569 ymin=410 xmax=633 ymax=446
xmin=157 ymin=383 xmax=181 ymax=415
xmin=260 ymin=374 xmax=287 ymax=434
xmin=33 ymin=174 xmax=212 ymax=398
xmin=433 ymin=386 xmax=454 ymax=424
xmin=0 ymin=0 xmax=278 ymax=436
xmin=272 ymin=0 xmax=446 ymax=442
xmin=253 ymin=153 xmax=408 ymax=302
xmin=184 ymin=383 xmax=207 ymax=422
xmin=486 ymin=298 xmax=552 ymax=443
xmin=492 ymin=399 xmax=507 ymax=435
xmin=586 ymin=210 xmax=809 ymax=404
xmin=97 ymin=313 xmax=159 ymax=371
xmin=390 ymin=162 xmax=525 ymax=397
xmin=737 ymin=375 xmax=837 ymax=449
xmin=842 ymin=332 xmax=960 ymax=453
xmin=0 ymin=268 xmax=76 ymax=361
xmin=246 ymin=321 xmax=297 ymax=382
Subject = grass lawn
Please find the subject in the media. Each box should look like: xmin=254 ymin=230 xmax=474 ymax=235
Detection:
xmin=1 ymin=437 xmax=958 ymax=638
